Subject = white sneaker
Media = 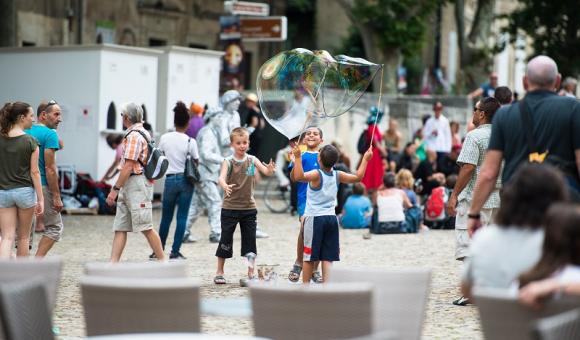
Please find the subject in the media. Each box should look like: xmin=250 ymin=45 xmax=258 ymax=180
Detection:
xmin=255 ymin=228 xmax=269 ymax=239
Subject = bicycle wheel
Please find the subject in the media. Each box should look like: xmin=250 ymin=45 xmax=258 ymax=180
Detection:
xmin=263 ymin=176 xmax=291 ymax=213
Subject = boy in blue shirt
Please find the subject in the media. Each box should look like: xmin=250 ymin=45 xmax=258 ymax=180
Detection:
xmin=292 ymin=144 xmax=373 ymax=283
xmin=341 ymin=183 xmax=372 ymax=229
xmin=287 ymin=127 xmax=323 ymax=283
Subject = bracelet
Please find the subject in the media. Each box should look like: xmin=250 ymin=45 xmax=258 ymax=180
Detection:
xmin=113 ymin=185 xmax=121 ymax=192
xmin=467 ymin=213 xmax=481 ymax=219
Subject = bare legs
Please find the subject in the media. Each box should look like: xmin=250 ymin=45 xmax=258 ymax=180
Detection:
xmin=303 ymin=260 xmax=332 ymax=284
xmin=0 ymin=207 xmax=18 ymax=257
xmin=110 ymin=229 xmax=165 ymax=263
xmin=35 ymin=236 xmax=55 ymax=257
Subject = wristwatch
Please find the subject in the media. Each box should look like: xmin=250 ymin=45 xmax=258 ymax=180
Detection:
xmin=113 ymin=185 xmax=121 ymax=192
xmin=467 ymin=213 xmax=481 ymax=219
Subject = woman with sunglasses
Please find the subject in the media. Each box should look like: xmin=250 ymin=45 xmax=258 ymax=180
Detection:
xmin=0 ymin=102 xmax=43 ymax=257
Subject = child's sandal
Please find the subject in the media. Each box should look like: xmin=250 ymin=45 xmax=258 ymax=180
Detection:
xmin=288 ymin=264 xmax=302 ymax=283
xmin=213 ymin=275 xmax=226 ymax=285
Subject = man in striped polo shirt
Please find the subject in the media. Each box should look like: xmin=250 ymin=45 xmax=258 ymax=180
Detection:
xmin=447 ymin=97 xmax=502 ymax=306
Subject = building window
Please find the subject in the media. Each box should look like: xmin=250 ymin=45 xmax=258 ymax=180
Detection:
xmin=106 ymin=102 xmax=116 ymax=129
xmin=149 ymin=38 xmax=167 ymax=46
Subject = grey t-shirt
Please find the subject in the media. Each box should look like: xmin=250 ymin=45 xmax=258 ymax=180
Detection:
xmin=463 ymin=225 xmax=544 ymax=289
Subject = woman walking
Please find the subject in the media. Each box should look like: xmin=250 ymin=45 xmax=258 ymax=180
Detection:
xmin=0 ymin=102 xmax=43 ymax=257
xmin=153 ymin=102 xmax=199 ymax=259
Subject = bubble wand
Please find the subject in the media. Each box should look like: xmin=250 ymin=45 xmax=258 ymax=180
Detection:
xmin=369 ymin=66 xmax=385 ymax=147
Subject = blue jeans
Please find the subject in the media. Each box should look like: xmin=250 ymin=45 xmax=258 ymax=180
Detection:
xmin=159 ymin=174 xmax=194 ymax=254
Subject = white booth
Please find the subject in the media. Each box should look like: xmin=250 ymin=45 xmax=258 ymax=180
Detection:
xmin=155 ymin=45 xmax=224 ymax=133
xmin=0 ymin=44 xmax=161 ymax=180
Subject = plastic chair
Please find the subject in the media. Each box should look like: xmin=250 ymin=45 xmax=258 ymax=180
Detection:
xmin=250 ymin=282 xmax=373 ymax=340
xmin=0 ymin=280 xmax=54 ymax=340
xmin=328 ymin=267 xmax=431 ymax=340
xmin=80 ymin=276 xmax=200 ymax=336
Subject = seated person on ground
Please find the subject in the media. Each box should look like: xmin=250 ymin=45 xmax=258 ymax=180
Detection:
xmin=372 ymin=173 xmax=412 ymax=234
xmin=340 ymin=183 xmax=372 ymax=229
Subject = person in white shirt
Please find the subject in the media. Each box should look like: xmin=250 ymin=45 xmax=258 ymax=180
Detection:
xmin=153 ymin=101 xmax=199 ymax=260
xmin=518 ymin=203 xmax=580 ymax=309
xmin=423 ymin=101 xmax=452 ymax=171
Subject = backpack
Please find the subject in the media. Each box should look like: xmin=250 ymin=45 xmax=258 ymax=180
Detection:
xmin=425 ymin=186 xmax=446 ymax=221
xmin=125 ymin=129 xmax=169 ymax=180
xmin=357 ymin=130 xmax=369 ymax=154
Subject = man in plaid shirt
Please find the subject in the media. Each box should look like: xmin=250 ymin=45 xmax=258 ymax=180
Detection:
xmin=106 ymin=103 xmax=165 ymax=262
xmin=447 ymin=97 xmax=502 ymax=306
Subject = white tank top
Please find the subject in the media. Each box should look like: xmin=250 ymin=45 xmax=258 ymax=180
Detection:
xmin=304 ymin=169 xmax=338 ymax=216
xmin=377 ymin=192 xmax=405 ymax=222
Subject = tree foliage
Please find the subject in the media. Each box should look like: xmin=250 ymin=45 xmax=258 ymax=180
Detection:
xmin=349 ymin=0 xmax=443 ymax=57
xmin=503 ymin=0 xmax=580 ymax=77
xmin=337 ymin=0 xmax=444 ymax=93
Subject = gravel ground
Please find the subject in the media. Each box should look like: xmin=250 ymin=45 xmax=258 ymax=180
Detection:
xmin=47 ymin=204 xmax=482 ymax=339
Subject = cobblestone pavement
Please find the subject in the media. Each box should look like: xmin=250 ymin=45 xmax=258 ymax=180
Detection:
xmin=48 ymin=205 xmax=482 ymax=339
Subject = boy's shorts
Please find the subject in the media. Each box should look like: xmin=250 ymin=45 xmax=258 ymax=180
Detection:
xmin=303 ymin=215 xmax=339 ymax=262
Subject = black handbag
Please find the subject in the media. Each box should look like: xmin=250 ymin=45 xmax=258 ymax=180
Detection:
xmin=184 ymin=138 xmax=200 ymax=185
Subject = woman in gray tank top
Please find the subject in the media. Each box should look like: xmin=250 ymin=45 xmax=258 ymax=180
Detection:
xmin=0 ymin=102 xmax=43 ymax=257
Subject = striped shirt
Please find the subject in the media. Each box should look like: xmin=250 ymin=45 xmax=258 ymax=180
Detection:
xmin=457 ymin=124 xmax=501 ymax=209
xmin=118 ymin=123 xmax=149 ymax=175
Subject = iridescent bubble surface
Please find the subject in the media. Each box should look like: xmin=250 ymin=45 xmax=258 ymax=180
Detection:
xmin=256 ymin=48 xmax=381 ymax=139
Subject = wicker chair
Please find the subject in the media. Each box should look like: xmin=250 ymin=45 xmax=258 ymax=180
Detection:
xmin=328 ymin=267 xmax=431 ymax=340
xmin=81 ymin=276 xmax=200 ymax=336
xmin=251 ymin=282 xmax=373 ymax=340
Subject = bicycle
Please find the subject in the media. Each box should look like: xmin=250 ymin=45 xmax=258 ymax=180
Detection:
xmin=263 ymin=175 xmax=291 ymax=213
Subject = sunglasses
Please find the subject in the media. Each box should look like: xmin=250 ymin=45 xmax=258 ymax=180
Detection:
xmin=473 ymin=106 xmax=486 ymax=113
xmin=45 ymin=100 xmax=58 ymax=108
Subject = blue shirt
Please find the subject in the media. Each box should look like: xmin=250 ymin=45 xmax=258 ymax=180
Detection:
xmin=341 ymin=194 xmax=372 ymax=228
xmin=481 ymin=83 xmax=496 ymax=98
xmin=25 ymin=125 xmax=60 ymax=186
xmin=403 ymin=188 xmax=418 ymax=206
xmin=289 ymin=151 xmax=319 ymax=209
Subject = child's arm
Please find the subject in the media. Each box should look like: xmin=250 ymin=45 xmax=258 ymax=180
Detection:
xmin=218 ymin=160 xmax=235 ymax=197
xmin=254 ymin=156 xmax=276 ymax=176
xmin=339 ymin=147 xmax=374 ymax=184
xmin=291 ymin=146 xmax=320 ymax=183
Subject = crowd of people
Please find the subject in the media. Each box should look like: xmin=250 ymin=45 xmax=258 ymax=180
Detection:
xmin=0 ymin=54 xmax=579 ymax=313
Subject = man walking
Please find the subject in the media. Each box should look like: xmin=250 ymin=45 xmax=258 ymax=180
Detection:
xmin=423 ymin=101 xmax=452 ymax=171
xmin=106 ymin=103 xmax=165 ymax=262
xmin=468 ymin=55 xmax=580 ymax=234
xmin=26 ymin=101 xmax=64 ymax=256
xmin=447 ymin=97 xmax=502 ymax=306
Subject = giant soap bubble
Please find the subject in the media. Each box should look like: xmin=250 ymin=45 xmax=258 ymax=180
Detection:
xmin=257 ymin=48 xmax=381 ymax=139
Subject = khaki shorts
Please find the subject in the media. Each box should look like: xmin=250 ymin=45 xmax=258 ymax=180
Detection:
xmin=455 ymin=200 xmax=497 ymax=260
xmin=113 ymin=175 xmax=153 ymax=232
xmin=42 ymin=186 xmax=64 ymax=242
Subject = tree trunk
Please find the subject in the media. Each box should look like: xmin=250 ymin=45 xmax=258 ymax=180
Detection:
xmin=0 ymin=0 xmax=17 ymax=47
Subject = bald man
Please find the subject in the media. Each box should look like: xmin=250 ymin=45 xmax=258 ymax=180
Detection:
xmin=467 ymin=55 xmax=580 ymax=234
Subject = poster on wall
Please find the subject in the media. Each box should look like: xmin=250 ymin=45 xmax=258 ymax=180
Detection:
xmin=96 ymin=20 xmax=116 ymax=44
xmin=219 ymin=16 xmax=246 ymax=93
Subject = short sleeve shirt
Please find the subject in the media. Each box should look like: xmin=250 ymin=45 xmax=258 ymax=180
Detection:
xmin=488 ymin=91 xmax=580 ymax=183
xmin=462 ymin=225 xmax=544 ymax=289
xmin=25 ymin=124 xmax=60 ymax=186
xmin=289 ymin=151 xmax=320 ymax=206
xmin=222 ymin=154 xmax=257 ymax=210
xmin=120 ymin=124 xmax=149 ymax=175
xmin=0 ymin=134 xmax=38 ymax=189
xmin=457 ymin=124 xmax=501 ymax=208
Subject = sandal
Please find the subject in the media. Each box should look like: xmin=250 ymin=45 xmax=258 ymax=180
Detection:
xmin=311 ymin=271 xmax=324 ymax=284
xmin=288 ymin=264 xmax=302 ymax=283
xmin=213 ymin=275 xmax=226 ymax=285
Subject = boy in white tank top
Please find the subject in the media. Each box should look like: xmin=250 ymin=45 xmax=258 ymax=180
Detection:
xmin=292 ymin=144 xmax=373 ymax=283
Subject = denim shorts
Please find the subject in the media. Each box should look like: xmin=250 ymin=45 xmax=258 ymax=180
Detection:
xmin=0 ymin=187 xmax=37 ymax=209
